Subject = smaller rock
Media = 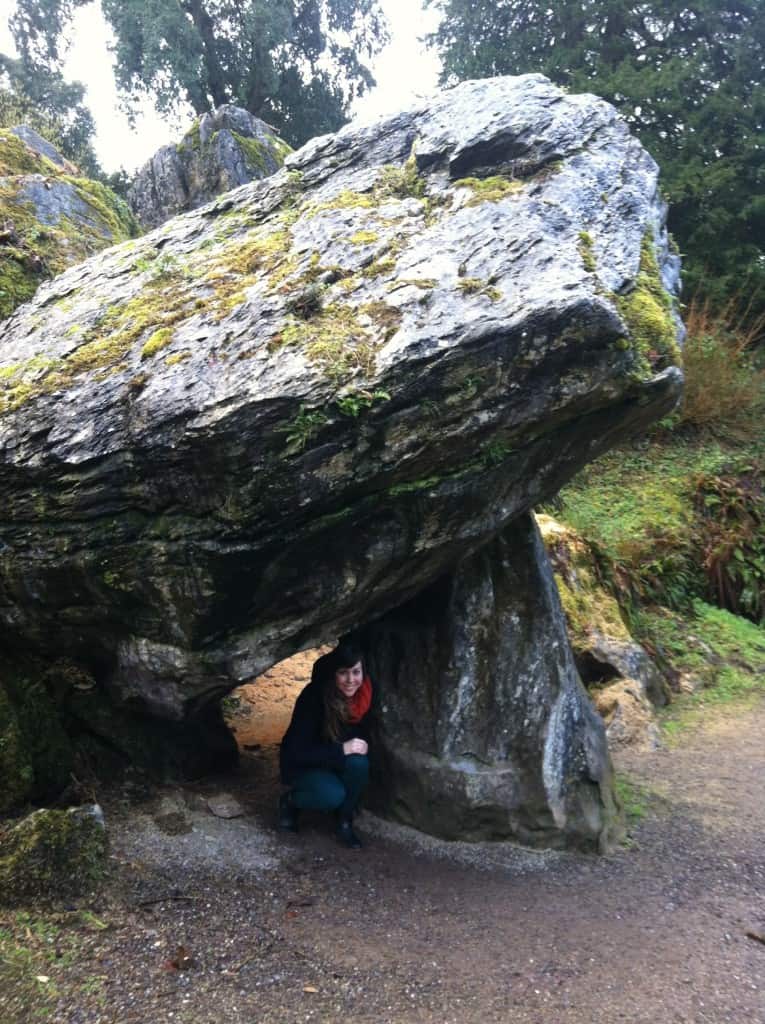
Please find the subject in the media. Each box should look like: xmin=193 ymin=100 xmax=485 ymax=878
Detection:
xmin=127 ymin=104 xmax=291 ymax=229
xmin=593 ymin=680 xmax=661 ymax=750
xmin=677 ymin=672 xmax=705 ymax=695
xmin=152 ymin=791 xmax=193 ymax=833
xmin=206 ymin=793 xmax=245 ymax=819
xmin=0 ymin=804 xmax=107 ymax=905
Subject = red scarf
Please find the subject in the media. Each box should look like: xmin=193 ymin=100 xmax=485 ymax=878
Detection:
xmin=347 ymin=676 xmax=372 ymax=724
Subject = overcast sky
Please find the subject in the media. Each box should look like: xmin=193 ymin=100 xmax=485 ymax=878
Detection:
xmin=0 ymin=0 xmax=442 ymax=173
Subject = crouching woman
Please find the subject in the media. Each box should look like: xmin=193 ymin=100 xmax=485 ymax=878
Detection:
xmin=278 ymin=642 xmax=372 ymax=849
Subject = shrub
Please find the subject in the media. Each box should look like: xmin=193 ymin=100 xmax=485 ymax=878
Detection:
xmin=694 ymin=462 xmax=765 ymax=624
xmin=679 ymin=296 xmax=765 ymax=437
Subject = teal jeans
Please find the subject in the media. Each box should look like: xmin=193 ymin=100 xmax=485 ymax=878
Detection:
xmin=290 ymin=754 xmax=369 ymax=818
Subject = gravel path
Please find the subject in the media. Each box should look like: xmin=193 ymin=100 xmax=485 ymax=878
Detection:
xmin=2 ymin=698 xmax=763 ymax=1024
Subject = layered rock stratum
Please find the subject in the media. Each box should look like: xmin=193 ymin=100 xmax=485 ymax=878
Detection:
xmin=0 ymin=75 xmax=683 ymax=847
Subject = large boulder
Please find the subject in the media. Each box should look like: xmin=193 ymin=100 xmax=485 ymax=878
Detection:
xmin=128 ymin=105 xmax=292 ymax=229
xmin=0 ymin=129 xmax=138 ymax=320
xmin=0 ymin=75 xmax=682 ymax=843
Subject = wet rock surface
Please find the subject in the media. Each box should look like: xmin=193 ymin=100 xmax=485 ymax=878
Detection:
xmin=128 ymin=105 xmax=291 ymax=229
xmin=363 ymin=513 xmax=619 ymax=849
xmin=0 ymin=76 xmax=683 ymax=842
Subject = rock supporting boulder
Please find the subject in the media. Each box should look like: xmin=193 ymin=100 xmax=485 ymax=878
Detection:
xmin=128 ymin=105 xmax=292 ymax=229
xmin=363 ymin=514 xmax=621 ymax=850
xmin=0 ymin=76 xmax=683 ymax=844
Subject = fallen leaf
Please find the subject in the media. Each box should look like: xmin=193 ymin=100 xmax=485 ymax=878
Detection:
xmin=303 ymin=985 xmax=318 ymax=993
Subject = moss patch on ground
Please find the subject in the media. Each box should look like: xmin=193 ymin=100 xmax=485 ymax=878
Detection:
xmin=0 ymin=909 xmax=107 ymax=1019
xmin=643 ymin=600 xmax=765 ymax=737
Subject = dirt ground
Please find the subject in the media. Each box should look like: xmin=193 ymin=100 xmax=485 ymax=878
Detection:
xmin=2 ymin=655 xmax=764 ymax=1024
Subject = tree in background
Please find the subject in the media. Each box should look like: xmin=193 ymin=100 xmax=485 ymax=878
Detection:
xmin=0 ymin=53 xmax=102 ymax=176
xmin=9 ymin=0 xmax=388 ymax=148
xmin=429 ymin=0 xmax=765 ymax=316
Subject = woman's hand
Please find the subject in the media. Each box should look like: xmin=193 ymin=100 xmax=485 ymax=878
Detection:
xmin=343 ymin=738 xmax=368 ymax=755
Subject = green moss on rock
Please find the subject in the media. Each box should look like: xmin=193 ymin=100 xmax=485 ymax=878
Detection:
xmin=452 ymin=176 xmax=523 ymax=206
xmin=0 ymin=150 xmax=138 ymax=320
xmin=0 ymin=807 xmax=107 ymax=905
xmin=578 ymin=230 xmax=597 ymax=273
xmin=141 ymin=326 xmax=174 ymax=360
xmin=231 ymin=132 xmax=276 ymax=175
xmin=616 ymin=233 xmax=682 ymax=375
xmin=537 ymin=514 xmax=632 ymax=645
xmin=0 ymin=130 xmax=59 ymax=176
xmin=275 ymin=302 xmax=378 ymax=380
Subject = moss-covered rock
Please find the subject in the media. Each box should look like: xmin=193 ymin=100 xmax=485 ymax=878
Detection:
xmin=0 ymin=129 xmax=139 ymax=320
xmin=128 ymin=104 xmax=291 ymax=229
xmin=615 ymin=232 xmax=682 ymax=377
xmin=0 ymin=805 xmax=107 ymax=905
xmin=537 ymin=513 xmax=668 ymax=719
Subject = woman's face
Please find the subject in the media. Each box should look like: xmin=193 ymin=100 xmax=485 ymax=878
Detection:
xmin=335 ymin=660 xmax=364 ymax=698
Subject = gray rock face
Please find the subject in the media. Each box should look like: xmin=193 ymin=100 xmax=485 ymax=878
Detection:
xmin=10 ymin=125 xmax=67 ymax=167
xmin=128 ymin=105 xmax=291 ymax=229
xmin=364 ymin=514 xmax=621 ymax=850
xmin=0 ymin=76 xmax=683 ymax=843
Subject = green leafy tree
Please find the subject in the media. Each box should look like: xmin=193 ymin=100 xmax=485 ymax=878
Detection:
xmin=9 ymin=0 xmax=389 ymax=147
xmin=0 ymin=53 xmax=102 ymax=176
xmin=429 ymin=0 xmax=765 ymax=315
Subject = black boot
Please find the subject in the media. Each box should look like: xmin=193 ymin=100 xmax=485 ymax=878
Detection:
xmin=278 ymin=791 xmax=299 ymax=832
xmin=335 ymin=815 xmax=363 ymax=849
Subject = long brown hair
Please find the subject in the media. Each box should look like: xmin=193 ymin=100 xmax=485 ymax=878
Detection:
xmin=322 ymin=642 xmax=364 ymax=742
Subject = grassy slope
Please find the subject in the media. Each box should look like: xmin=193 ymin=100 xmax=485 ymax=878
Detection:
xmin=547 ymin=430 xmax=765 ymax=731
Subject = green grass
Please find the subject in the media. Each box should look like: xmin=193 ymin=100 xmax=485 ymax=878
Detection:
xmin=0 ymin=910 xmax=109 ymax=1020
xmin=634 ymin=600 xmax=765 ymax=736
xmin=614 ymin=774 xmax=652 ymax=824
xmin=546 ymin=433 xmax=763 ymax=610
xmin=552 ymin=438 xmax=733 ymax=561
